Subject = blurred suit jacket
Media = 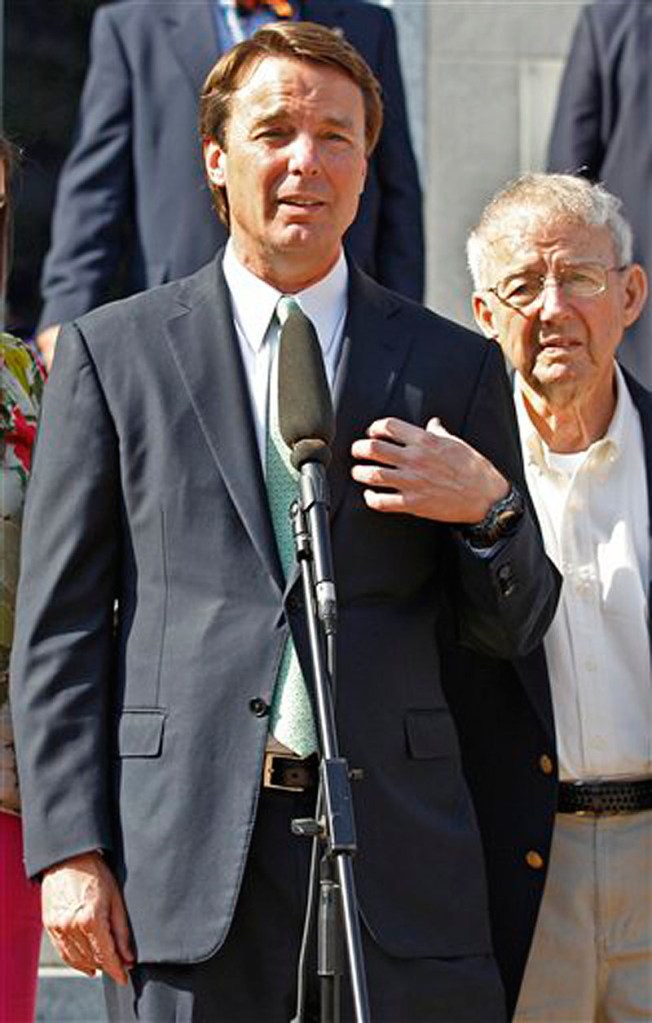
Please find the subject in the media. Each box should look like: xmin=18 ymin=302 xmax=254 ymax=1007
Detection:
xmin=548 ymin=0 xmax=652 ymax=388
xmin=38 ymin=0 xmax=424 ymax=330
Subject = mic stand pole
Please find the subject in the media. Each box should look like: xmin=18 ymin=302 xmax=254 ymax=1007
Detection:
xmin=290 ymin=459 xmax=370 ymax=1023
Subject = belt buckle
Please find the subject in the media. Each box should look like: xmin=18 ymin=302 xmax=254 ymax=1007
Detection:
xmin=263 ymin=751 xmax=307 ymax=793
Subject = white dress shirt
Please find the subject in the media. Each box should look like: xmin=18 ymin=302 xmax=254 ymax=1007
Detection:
xmin=514 ymin=367 xmax=652 ymax=780
xmin=222 ymin=240 xmax=348 ymax=467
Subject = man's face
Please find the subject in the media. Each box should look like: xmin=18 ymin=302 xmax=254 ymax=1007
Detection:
xmin=204 ymin=55 xmax=368 ymax=290
xmin=473 ymin=214 xmax=647 ymax=407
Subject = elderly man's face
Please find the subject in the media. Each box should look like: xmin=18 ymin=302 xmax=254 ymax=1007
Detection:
xmin=473 ymin=214 xmax=647 ymax=407
xmin=204 ymin=55 xmax=367 ymax=290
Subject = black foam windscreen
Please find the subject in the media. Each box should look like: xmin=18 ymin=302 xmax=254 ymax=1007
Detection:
xmin=278 ymin=306 xmax=335 ymax=469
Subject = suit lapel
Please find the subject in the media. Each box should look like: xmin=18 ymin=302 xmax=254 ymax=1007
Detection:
xmin=160 ymin=1 xmax=222 ymax=96
xmin=328 ymin=264 xmax=416 ymax=520
xmin=623 ymin=369 xmax=652 ymax=625
xmin=165 ymin=258 xmax=284 ymax=591
xmin=165 ymin=259 xmax=414 ymax=594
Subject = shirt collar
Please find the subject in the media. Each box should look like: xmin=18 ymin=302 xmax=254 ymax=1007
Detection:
xmin=514 ymin=365 xmax=631 ymax=475
xmin=222 ymin=240 xmax=348 ymax=356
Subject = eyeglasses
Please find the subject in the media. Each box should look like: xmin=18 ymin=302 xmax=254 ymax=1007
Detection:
xmin=487 ymin=263 xmax=628 ymax=309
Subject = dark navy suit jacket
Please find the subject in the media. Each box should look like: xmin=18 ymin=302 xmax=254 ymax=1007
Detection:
xmin=547 ymin=0 xmax=652 ymax=388
xmin=12 ymin=256 xmax=559 ymax=1000
xmin=442 ymin=364 xmax=652 ymax=1017
xmin=38 ymin=0 xmax=424 ymax=329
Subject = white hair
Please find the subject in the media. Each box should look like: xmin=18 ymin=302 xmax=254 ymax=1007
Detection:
xmin=467 ymin=173 xmax=634 ymax=290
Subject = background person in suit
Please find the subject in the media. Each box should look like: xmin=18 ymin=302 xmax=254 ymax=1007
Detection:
xmin=467 ymin=172 xmax=652 ymax=1023
xmin=11 ymin=23 xmax=558 ymax=1021
xmin=36 ymin=0 xmax=423 ymax=368
xmin=547 ymin=0 xmax=652 ymax=390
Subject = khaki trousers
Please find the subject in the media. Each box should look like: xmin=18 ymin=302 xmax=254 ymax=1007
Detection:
xmin=515 ymin=810 xmax=652 ymax=1023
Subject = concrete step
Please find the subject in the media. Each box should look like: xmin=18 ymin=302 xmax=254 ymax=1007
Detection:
xmin=36 ymin=968 xmax=105 ymax=1022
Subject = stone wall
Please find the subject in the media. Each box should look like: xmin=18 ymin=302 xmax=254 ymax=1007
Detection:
xmin=391 ymin=0 xmax=584 ymax=327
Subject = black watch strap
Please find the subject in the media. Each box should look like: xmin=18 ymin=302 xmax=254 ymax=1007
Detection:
xmin=460 ymin=484 xmax=525 ymax=549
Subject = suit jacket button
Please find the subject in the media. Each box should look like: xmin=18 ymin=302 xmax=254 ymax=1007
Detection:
xmin=497 ymin=564 xmax=517 ymax=597
xmin=249 ymin=697 xmax=269 ymax=718
xmin=287 ymin=593 xmax=304 ymax=613
xmin=525 ymin=850 xmax=545 ymax=870
xmin=539 ymin=754 xmax=554 ymax=775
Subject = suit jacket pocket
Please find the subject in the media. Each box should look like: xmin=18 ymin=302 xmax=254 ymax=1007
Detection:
xmin=117 ymin=709 xmax=166 ymax=758
xmin=404 ymin=708 xmax=460 ymax=760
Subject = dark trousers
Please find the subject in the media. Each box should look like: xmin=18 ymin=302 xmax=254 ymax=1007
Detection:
xmin=104 ymin=788 xmax=505 ymax=1022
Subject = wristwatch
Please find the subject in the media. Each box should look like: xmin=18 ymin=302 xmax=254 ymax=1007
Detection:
xmin=460 ymin=484 xmax=524 ymax=549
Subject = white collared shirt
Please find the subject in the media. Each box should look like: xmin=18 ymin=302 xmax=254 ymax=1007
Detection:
xmin=514 ymin=367 xmax=652 ymax=780
xmin=222 ymin=240 xmax=348 ymax=466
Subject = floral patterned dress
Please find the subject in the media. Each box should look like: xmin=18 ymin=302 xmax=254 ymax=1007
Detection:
xmin=0 ymin=335 xmax=43 ymax=815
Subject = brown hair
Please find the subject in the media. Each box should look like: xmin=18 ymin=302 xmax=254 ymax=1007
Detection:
xmin=0 ymin=135 xmax=17 ymax=296
xmin=199 ymin=20 xmax=383 ymax=225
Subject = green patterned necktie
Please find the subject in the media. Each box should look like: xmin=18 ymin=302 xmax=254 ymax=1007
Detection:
xmin=266 ymin=296 xmax=318 ymax=757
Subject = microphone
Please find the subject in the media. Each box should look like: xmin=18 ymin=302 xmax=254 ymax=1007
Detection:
xmin=277 ymin=305 xmax=335 ymax=470
xmin=277 ymin=302 xmax=337 ymax=632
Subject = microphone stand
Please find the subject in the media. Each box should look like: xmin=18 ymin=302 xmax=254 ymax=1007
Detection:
xmin=290 ymin=458 xmax=370 ymax=1023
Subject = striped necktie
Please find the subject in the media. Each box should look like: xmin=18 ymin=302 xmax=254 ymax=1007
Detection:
xmin=266 ymin=297 xmax=318 ymax=757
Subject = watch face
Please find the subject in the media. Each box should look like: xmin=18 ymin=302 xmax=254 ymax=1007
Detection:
xmin=495 ymin=488 xmax=524 ymax=534
xmin=497 ymin=507 xmax=517 ymax=528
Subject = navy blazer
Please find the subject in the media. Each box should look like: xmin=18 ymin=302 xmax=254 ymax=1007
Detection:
xmin=442 ymin=365 xmax=652 ymax=1017
xmin=547 ymin=0 xmax=652 ymax=389
xmin=38 ymin=0 xmax=424 ymax=329
xmin=12 ymin=257 xmax=558 ymax=974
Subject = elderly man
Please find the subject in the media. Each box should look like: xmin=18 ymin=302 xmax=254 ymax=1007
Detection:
xmin=467 ymin=173 xmax=652 ymax=1022
xmin=11 ymin=26 xmax=557 ymax=1022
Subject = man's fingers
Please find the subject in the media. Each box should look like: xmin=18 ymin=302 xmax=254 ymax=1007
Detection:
xmin=425 ymin=416 xmax=447 ymax=437
xmin=352 ymin=418 xmax=448 ymax=468
xmin=41 ymin=855 xmax=134 ymax=985
xmin=365 ymin=416 xmax=423 ymax=445
xmin=351 ymin=435 xmax=405 ymax=466
xmin=351 ymin=461 xmax=401 ymax=488
xmin=350 ymin=415 xmax=507 ymax=523
xmin=86 ymin=925 xmax=130 ymax=986
xmin=47 ymin=926 xmax=97 ymax=977
xmin=360 ymin=489 xmax=409 ymax=513
xmin=110 ymin=891 xmax=135 ymax=967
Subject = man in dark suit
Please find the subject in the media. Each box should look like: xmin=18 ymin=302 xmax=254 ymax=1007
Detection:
xmin=36 ymin=0 xmax=423 ymax=367
xmin=11 ymin=24 xmax=558 ymax=1021
xmin=465 ymin=172 xmax=652 ymax=1022
xmin=547 ymin=0 xmax=652 ymax=389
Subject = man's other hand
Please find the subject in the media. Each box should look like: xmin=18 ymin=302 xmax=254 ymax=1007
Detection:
xmin=41 ymin=851 xmax=134 ymax=985
xmin=351 ymin=417 xmax=509 ymax=524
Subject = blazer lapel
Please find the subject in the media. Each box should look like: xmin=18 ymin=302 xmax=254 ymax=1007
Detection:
xmin=165 ymin=257 xmax=284 ymax=590
xmin=624 ymin=369 xmax=652 ymax=624
xmin=285 ymin=264 xmax=414 ymax=595
xmin=328 ymin=264 xmax=417 ymax=520
xmin=160 ymin=1 xmax=222 ymax=96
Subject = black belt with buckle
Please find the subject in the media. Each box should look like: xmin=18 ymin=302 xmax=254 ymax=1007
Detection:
xmin=263 ymin=751 xmax=318 ymax=793
xmin=558 ymin=778 xmax=652 ymax=815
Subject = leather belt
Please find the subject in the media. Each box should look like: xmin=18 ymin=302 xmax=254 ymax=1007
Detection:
xmin=262 ymin=751 xmax=318 ymax=793
xmin=558 ymin=778 xmax=652 ymax=816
